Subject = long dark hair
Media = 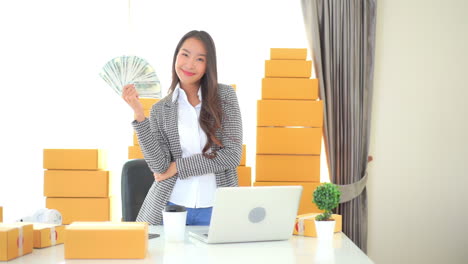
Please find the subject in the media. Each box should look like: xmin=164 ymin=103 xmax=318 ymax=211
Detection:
xmin=168 ymin=30 xmax=223 ymax=158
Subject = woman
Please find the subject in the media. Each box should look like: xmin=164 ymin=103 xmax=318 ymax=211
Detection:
xmin=122 ymin=30 xmax=243 ymax=225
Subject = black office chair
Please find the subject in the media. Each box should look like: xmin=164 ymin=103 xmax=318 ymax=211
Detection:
xmin=121 ymin=159 xmax=154 ymax=221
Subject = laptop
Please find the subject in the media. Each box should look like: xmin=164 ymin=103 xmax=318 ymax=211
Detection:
xmin=189 ymin=186 xmax=302 ymax=244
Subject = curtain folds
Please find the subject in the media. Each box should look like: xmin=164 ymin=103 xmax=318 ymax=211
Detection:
xmin=301 ymin=0 xmax=377 ymax=252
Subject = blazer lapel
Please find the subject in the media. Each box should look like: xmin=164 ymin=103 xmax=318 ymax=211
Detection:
xmin=164 ymin=99 xmax=183 ymax=160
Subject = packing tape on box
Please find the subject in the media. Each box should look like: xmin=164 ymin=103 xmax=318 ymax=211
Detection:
xmin=297 ymin=214 xmax=316 ymax=236
xmin=50 ymin=226 xmax=56 ymax=246
xmin=18 ymin=226 xmax=24 ymax=256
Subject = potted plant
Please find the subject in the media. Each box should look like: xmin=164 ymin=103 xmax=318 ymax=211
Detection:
xmin=313 ymin=182 xmax=341 ymax=240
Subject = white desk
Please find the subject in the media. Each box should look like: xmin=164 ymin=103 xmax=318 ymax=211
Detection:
xmin=9 ymin=226 xmax=373 ymax=264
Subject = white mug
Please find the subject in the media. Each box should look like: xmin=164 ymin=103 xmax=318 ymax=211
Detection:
xmin=162 ymin=210 xmax=187 ymax=242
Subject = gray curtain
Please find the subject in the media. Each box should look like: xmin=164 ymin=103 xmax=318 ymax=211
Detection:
xmin=301 ymin=0 xmax=377 ymax=252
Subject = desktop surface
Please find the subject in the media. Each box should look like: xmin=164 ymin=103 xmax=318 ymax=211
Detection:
xmin=8 ymin=225 xmax=373 ymax=264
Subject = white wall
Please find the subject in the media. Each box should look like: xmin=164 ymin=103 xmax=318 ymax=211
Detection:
xmin=0 ymin=0 xmax=131 ymax=222
xmin=368 ymin=0 xmax=468 ymax=263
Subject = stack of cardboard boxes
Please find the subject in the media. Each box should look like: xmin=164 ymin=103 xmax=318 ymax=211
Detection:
xmin=128 ymin=98 xmax=160 ymax=159
xmin=43 ymin=149 xmax=111 ymax=224
xmin=254 ymin=48 xmax=323 ymax=215
xmin=42 ymin=149 xmax=148 ymax=259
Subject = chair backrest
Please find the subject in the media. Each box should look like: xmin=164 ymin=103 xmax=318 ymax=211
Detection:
xmin=121 ymin=159 xmax=154 ymax=221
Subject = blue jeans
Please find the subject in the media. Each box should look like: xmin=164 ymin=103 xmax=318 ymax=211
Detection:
xmin=166 ymin=202 xmax=212 ymax=226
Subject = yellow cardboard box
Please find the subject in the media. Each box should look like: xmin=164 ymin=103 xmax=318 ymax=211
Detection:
xmin=135 ymin=108 xmax=152 ymax=119
xmin=0 ymin=207 xmax=2 ymax=222
xmin=0 ymin=223 xmax=33 ymax=261
xmin=133 ymin=132 xmax=139 ymax=146
xmin=237 ymin=166 xmax=252 ymax=187
xmin=256 ymin=155 xmax=320 ymax=182
xmin=43 ymin=149 xmax=107 ymax=170
xmin=257 ymin=100 xmax=323 ymax=127
xmin=46 ymin=197 xmax=110 ymax=224
xmin=270 ymin=48 xmax=307 ymax=60
xmin=240 ymin=145 xmax=246 ymax=166
xmin=253 ymin=181 xmax=322 ymax=215
xmin=44 ymin=170 xmax=109 ymax=197
xmin=128 ymin=145 xmax=144 ymax=159
xmin=143 ymin=108 xmax=151 ymax=117
xmin=139 ymin=98 xmax=159 ymax=110
xmin=293 ymin=213 xmax=342 ymax=237
xmin=262 ymin=78 xmax=319 ymax=100
xmin=32 ymin=224 xmax=65 ymax=248
xmin=265 ymin=60 xmax=312 ymax=78
xmin=65 ymin=222 xmax=148 ymax=259
xmin=257 ymin=127 xmax=322 ymax=155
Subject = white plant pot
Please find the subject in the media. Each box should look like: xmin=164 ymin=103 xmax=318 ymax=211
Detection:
xmin=314 ymin=220 xmax=336 ymax=241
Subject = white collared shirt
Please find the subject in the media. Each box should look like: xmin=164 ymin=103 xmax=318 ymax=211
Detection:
xmin=168 ymin=84 xmax=217 ymax=208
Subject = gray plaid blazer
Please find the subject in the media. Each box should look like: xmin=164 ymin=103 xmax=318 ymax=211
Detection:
xmin=132 ymin=83 xmax=242 ymax=225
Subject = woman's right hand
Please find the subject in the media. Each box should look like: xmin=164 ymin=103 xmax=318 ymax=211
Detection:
xmin=122 ymin=84 xmax=145 ymax=122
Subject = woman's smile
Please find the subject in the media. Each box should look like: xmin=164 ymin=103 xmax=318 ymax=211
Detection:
xmin=181 ymin=69 xmax=196 ymax=77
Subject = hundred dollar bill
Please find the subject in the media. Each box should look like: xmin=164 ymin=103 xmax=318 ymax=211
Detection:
xmin=100 ymin=55 xmax=162 ymax=99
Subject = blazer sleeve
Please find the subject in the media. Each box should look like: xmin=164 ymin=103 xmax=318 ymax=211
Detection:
xmin=175 ymin=85 xmax=243 ymax=179
xmin=132 ymin=103 xmax=171 ymax=174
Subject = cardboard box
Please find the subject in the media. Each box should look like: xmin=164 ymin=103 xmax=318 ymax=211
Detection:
xmin=143 ymin=108 xmax=151 ymax=117
xmin=0 ymin=223 xmax=33 ymax=261
xmin=135 ymin=108 xmax=152 ymax=119
xmin=262 ymin=78 xmax=319 ymax=100
xmin=237 ymin=166 xmax=252 ymax=187
xmin=133 ymin=132 xmax=139 ymax=146
xmin=139 ymin=98 xmax=159 ymax=110
xmin=270 ymin=48 xmax=307 ymax=60
xmin=240 ymin=145 xmax=246 ymax=166
xmin=293 ymin=213 xmax=342 ymax=237
xmin=265 ymin=60 xmax=312 ymax=78
xmin=253 ymin=181 xmax=322 ymax=214
xmin=256 ymin=155 xmax=320 ymax=182
xmin=128 ymin=145 xmax=144 ymax=159
xmin=44 ymin=170 xmax=109 ymax=197
xmin=43 ymin=149 xmax=107 ymax=170
xmin=65 ymin=222 xmax=148 ymax=259
xmin=0 ymin=207 xmax=2 ymax=222
xmin=257 ymin=127 xmax=322 ymax=155
xmin=32 ymin=224 xmax=65 ymax=248
xmin=257 ymin=100 xmax=323 ymax=127
xmin=46 ymin=197 xmax=110 ymax=224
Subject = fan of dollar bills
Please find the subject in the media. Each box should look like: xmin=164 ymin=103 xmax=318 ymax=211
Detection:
xmin=99 ymin=55 xmax=162 ymax=98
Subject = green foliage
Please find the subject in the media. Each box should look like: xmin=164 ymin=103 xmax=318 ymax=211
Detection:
xmin=313 ymin=182 xmax=341 ymax=221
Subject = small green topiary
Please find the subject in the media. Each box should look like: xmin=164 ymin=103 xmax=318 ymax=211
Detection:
xmin=313 ymin=182 xmax=341 ymax=221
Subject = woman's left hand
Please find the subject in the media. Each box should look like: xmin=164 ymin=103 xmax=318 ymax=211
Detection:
xmin=154 ymin=162 xmax=177 ymax=182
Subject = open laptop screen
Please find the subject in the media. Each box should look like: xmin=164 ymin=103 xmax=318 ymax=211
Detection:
xmin=190 ymin=186 xmax=303 ymax=244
